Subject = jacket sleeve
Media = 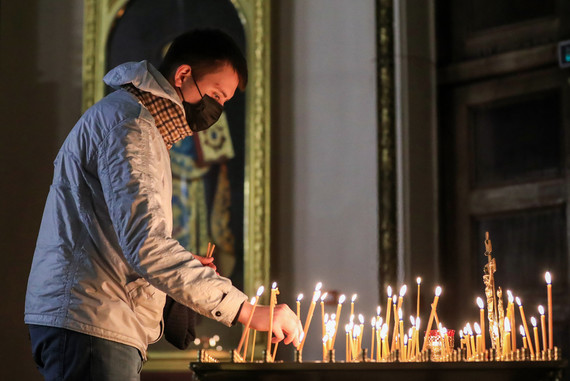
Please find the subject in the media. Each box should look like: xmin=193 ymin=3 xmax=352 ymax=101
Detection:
xmin=97 ymin=116 xmax=247 ymax=326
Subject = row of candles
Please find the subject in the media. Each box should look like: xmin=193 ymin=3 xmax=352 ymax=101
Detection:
xmin=233 ymin=272 xmax=556 ymax=362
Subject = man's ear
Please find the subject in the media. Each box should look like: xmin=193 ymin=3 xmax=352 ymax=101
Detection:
xmin=173 ymin=64 xmax=192 ymax=87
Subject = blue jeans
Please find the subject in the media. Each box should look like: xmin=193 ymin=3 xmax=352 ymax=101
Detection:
xmin=28 ymin=325 xmax=143 ymax=381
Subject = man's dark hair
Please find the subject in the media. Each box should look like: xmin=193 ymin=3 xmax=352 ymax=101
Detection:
xmin=159 ymin=29 xmax=248 ymax=91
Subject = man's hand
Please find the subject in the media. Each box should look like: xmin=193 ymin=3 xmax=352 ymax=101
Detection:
xmin=238 ymin=302 xmax=303 ymax=347
xmin=191 ymin=253 xmax=217 ymax=274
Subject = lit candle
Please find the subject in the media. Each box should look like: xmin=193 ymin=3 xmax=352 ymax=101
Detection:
xmin=331 ymin=294 xmax=345 ymax=348
xmin=381 ymin=323 xmax=389 ymax=359
xmin=398 ymin=285 xmax=407 ymax=313
xmin=539 ymin=305 xmax=547 ymax=353
xmin=474 ymin=322 xmax=482 ymax=355
xmin=266 ymin=282 xmax=279 ymax=360
xmin=415 ymin=317 xmax=420 ymax=356
xmin=441 ymin=326 xmax=449 ymax=358
xmin=298 ymin=283 xmax=321 ymax=352
xmin=465 ymin=326 xmax=472 ymax=359
xmin=408 ymin=327 xmax=414 ymax=359
xmin=376 ymin=319 xmax=382 ymax=361
xmin=503 ymin=317 xmax=511 ymax=356
xmin=237 ymin=286 xmax=264 ymax=355
xmin=403 ymin=334 xmax=408 ymax=361
xmin=507 ymin=290 xmax=515 ymax=351
xmin=459 ymin=329 xmax=464 ymax=351
xmin=350 ymin=293 xmax=357 ymax=317
xmin=467 ymin=324 xmax=476 ymax=358
xmin=531 ymin=316 xmax=540 ymax=355
xmin=422 ymin=286 xmax=442 ymax=351
xmin=385 ymin=286 xmax=392 ymax=352
xmin=416 ymin=277 xmax=422 ymax=320
xmin=516 ymin=296 xmax=534 ymax=357
xmin=545 ymin=271 xmax=553 ymax=350
xmin=358 ymin=314 xmax=365 ymax=350
xmin=352 ymin=324 xmax=361 ymax=360
xmin=476 ymin=297 xmax=486 ymax=352
xmin=322 ymin=334 xmax=329 ymax=361
xmin=296 ymin=293 xmax=303 ymax=320
xmin=520 ymin=325 xmax=527 ymax=350
xmin=391 ymin=295 xmax=399 ymax=350
xmin=321 ymin=292 xmax=328 ymax=340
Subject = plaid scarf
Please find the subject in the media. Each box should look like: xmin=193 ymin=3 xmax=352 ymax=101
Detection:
xmin=123 ymin=84 xmax=192 ymax=150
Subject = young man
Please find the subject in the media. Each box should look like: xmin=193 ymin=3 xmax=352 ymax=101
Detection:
xmin=25 ymin=29 xmax=301 ymax=380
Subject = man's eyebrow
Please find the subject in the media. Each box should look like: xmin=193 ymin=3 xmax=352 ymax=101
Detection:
xmin=216 ymin=84 xmax=228 ymax=99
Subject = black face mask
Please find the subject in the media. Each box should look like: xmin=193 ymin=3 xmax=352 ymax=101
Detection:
xmin=179 ymin=76 xmax=223 ymax=132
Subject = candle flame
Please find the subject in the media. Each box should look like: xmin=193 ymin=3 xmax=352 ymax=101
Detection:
xmin=271 ymin=282 xmax=277 ymax=289
xmin=351 ymin=294 xmax=357 ymax=303
xmin=398 ymin=308 xmax=403 ymax=320
xmin=392 ymin=295 xmax=398 ymax=304
xmin=474 ymin=322 xmax=481 ymax=335
xmin=377 ymin=306 xmax=381 ymax=315
xmin=504 ymin=317 xmax=511 ymax=332
xmin=410 ymin=316 xmax=415 ymax=325
xmin=545 ymin=271 xmax=551 ymax=284
xmin=323 ymin=334 xmax=329 ymax=343
xmin=387 ymin=286 xmax=392 ymax=297
xmin=435 ymin=286 xmax=442 ymax=297
xmin=358 ymin=314 xmax=364 ymax=324
xmin=417 ymin=277 xmax=422 ymax=285
xmin=508 ymin=292 xmax=514 ymax=304
xmin=250 ymin=296 xmax=256 ymax=304
xmin=338 ymin=294 xmax=346 ymax=304
xmin=350 ymin=315 xmax=354 ymax=323
xmin=371 ymin=317 xmax=376 ymax=326
xmin=404 ymin=334 xmax=409 ymax=345
xmin=531 ymin=316 xmax=537 ymax=327
xmin=297 ymin=293 xmax=303 ymax=302
xmin=320 ymin=292 xmax=328 ymax=302
xmin=312 ymin=290 xmax=321 ymax=302
xmin=257 ymin=286 xmax=265 ymax=296
xmin=519 ymin=325 xmax=525 ymax=337
xmin=438 ymin=322 xmax=443 ymax=331
xmin=409 ymin=327 xmax=414 ymax=337
xmin=315 ymin=282 xmax=322 ymax=291
xmin=353 ymin=325 xmax=361 ymax=337
xmin=538 ymin=305 xmax=545 ymax=315
xmin=299 ymin=332 xmax=305 ymax=342
xmin=381 ymin=323 xmax=388 ymax=338
xmin=416 ymin=317 xmax=420 ymax=328
xmin=459 ymin=330 xmax=464 ymax=338
xmin=476 ymin=297 xmax=484 ymax=309
xmin=515 ymin=296 xmax=522 ymax=306
xmin=441 ymin=327 xmax=447 ymax=336
xmin=345 ymin=324 xmax=350 ymax=333
xmin=506 ymin=289 xmax=513 ymax=299
xmin=376 ymin=318 xmax=383 ymax=329
xmin=399 ymin=285 xmax=407 ymax=297
xmin=324 ymin=313 xmax=329 ymax=322
xmin=331 ymin=313 xmax=336 ymax=320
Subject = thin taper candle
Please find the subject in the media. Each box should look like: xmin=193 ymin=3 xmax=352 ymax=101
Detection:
xmin=545 ymin=272 xmax=553 ymax=349
xmin=416 ymin=277 xmax=421 ymax=320
xmin=422 ymin=286 xmax=442 ymax=351
xmin=531 ymin=316 xmax=540 ymax=355
xmin=539 ymin=305 xmax=547 ymax=353
xmin=516 ymin=296 xmax=534 ymax=357
xmin=331 ymin=294 xmax=345 ymax=348
xmin=237 ymin=286 xmax=264 ymax=354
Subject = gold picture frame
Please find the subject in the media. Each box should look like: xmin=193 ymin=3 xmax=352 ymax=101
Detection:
xmin=82 ymin=0 xmax=271 ymax=369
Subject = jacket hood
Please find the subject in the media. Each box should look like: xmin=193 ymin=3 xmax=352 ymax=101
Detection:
xmin=104 ymin=60 xmax=183 ymax=110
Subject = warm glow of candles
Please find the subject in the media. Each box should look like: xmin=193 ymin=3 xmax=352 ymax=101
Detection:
xmin=331 ymin=294 xmax=345 ymax=348
xmin=416 ymin=277 xmax=421 ymax=320
xmin=539 ymin=305 xmax=547 ymax=353
xmin=320 ymin=292 xmax=328 ymax=340
xmin=296 ymin=293 xmax=303 ymax=320
xmin=531 ymin=316 xmax=540 ymax=354
xmin=345 ymin=324 xmax=351 ymax=362
xmin=516 ymin=296 xmax=534 ymax=357
xmin=266 ymin=282 xmax=279 ymax=360
xmin=385 ymin=286 xmax=392 ymax=353
xmin=370 ymin=317 xmax=376 ymax=361
xmin=520 ymin=325 xmax=527 ymax=349
xmin=422 ymin=286 xmax=442 ymax=351
xmin=474 ymin=323 xmax=482 ymax=355
xmin=545 ymin=271 xmax=553 ymax=350
xmin=504 ymin=317 xmax=512 ymax=356
xmin=476 ymin=297 xmax=485 ymax=352
xmin=350 ymin=293 xmax=357 ymax=317
xmin=298 ymin=284 xmax=321 ymax=352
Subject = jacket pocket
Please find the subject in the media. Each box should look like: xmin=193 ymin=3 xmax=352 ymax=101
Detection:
xmin=125 ymin=278 xmax=165 ymax=343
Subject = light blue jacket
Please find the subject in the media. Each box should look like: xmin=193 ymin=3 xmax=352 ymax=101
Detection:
xmin=25 ymin=61 xmax=247 ymax=358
